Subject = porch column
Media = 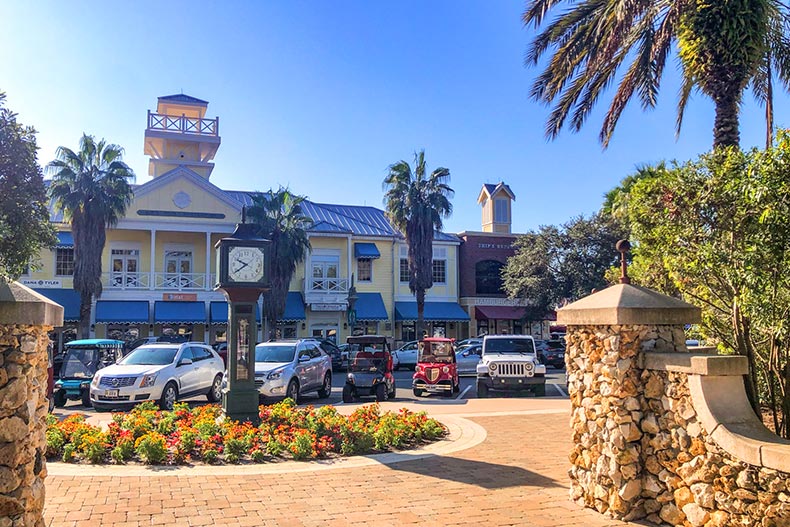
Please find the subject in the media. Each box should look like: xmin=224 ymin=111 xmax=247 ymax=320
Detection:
xmin=205 ymin=232 xmax=212 ymax=291
xmin=149 ymin=229 xmax=156 ymax=290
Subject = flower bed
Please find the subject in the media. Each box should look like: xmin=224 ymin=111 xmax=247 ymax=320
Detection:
xmin=45 ymin=400 xmax=447 ymax=465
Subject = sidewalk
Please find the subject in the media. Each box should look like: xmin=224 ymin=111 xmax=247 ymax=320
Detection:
xmin=44 ymin=398 xmax=643 ymax=526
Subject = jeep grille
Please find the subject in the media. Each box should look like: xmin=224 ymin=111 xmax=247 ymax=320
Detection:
xmin=490 ymin=362 xmax=534 ymax=378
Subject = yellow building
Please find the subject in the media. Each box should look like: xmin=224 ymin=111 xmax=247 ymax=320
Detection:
xmin=28 ymin=95 xmax=468 ymax=351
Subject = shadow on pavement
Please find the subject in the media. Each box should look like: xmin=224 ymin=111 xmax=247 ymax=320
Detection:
xmin=384 ymin=454 xmax=562 ymax=489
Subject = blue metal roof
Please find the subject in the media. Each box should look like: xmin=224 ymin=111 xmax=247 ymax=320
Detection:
xmin=154 ymin=301 xmax=206 ymax=323
xmin=158 ymin=94 xmax=209 ymax=105
xmin=354 ymin=242 xmax=381 ymax=259
xmin=394 ymin=301 xmax=470 ymax=321
xmin=354 ymin=292 xmax=388 ymax=321
xmin=282 ymin=292 xmax=306 ymax=321
xmin=209 ymin=301 xmax=261 ymax=324
xmin=95 ymin=301 xmax=149 ymax=323
xmin=34 ymin=288 xmax=79 ymax=322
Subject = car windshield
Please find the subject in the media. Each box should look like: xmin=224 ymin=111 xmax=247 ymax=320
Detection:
xmin=60 ymin=348 xmax=101 ymax=378
xmin=418 ymin=341 xmax=454 ymax=363
xmin=547 ymin=340 xmax=565 ymax=350
xmin=485 ymin=338 xmax=536 ymax=354
xmin=458 ymin=344 xmax=480 ymax=355
xmin=255 ymin=345 xmax=296 ymax=363
xmin=120 ymin=346 xmax=177 ymax=366
xmin=348 ymin=349 xmax=387 ymax=373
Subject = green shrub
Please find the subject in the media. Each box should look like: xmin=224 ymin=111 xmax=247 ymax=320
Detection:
xmin=224 ymin=438 xmax=247 ymax=464
xmin=288 ymin=430 xmax=316 ymax=460
xmin=62 ymin=444 xmax=76 ymax=463
xmin=201 ymin=449 xmax=219 ymax=464
xmin=134 ymin=432 xmax=167 ymax=464
xmin=46 ymin=428 xmax=66 ymax=458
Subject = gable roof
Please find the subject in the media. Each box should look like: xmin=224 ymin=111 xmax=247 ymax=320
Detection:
xmin=158 ymin=94 xmax=208 ymax=105
xmin=133 ymin=166 xmax=243 ymax=211
xmin=478 ymin=182 xmax=516 ymax=203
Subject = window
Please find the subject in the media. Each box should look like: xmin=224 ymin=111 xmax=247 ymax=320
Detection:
xmin=111 ymin=248 xmax=141 ymax=287
xmin=494 ymin=198 xmax=508 ymax=223
xmin=357 ymin=259 xmax=372 ymax=281
xmin=55 ymin=248 xmax=74 ymax=276
xmin=432 ymin=259 xmax=446 ymax=284
xmin=311 ymin=253 xmax=340 ymax=290
xmin=476 ymin=260 xmax=505 ymax=295
xmin=191 ymin=346 xmax=212 ymax=362
xmin=401 ymin=323 xmax=416 ymax=342
xmin=399 ymin=258 xmax=410 ymax=283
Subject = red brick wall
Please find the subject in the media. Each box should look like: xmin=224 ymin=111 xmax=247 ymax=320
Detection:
xmin=458 ymin=233 xmax=518 ymax=297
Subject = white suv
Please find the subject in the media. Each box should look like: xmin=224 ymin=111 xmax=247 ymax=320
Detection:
xmin=477 ymin=335 xmax=546 ymax=397
xmin=253 ymin=340 xmax=332 ymax=403
xmin=90 ymin=342 xmax=224 ymax=411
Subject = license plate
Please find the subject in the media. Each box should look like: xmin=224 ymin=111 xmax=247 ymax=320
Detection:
xmin=104 ymin=389 xmax=119 ymax=397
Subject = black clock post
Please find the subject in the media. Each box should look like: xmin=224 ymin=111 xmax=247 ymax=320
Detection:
xmin=215 ymin=209 xmax=271 ymax=424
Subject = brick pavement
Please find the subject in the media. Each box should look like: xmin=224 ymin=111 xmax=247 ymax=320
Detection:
xmin=44 ymin=401 xmax=647 ymax=527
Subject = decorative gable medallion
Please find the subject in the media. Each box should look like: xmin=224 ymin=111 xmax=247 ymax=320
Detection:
xmin=173 ymin=191 xmax=191 ymax=209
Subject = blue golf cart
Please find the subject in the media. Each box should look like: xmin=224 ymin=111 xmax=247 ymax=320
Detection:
xmin=53 ymin=339 xmax=124 ymax=408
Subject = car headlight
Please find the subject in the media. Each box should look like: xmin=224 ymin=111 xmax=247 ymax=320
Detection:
xmin=489 ymin=362 xmax=497 ymax=371
xmin=442 ymin=366 xmax=449 ymax=373
xmin=346 ymin=373 xmax=354 ymax=384
xmin=92 ymin=375 xmax=101 ymax=386
xmin=267 ymin=368 xmax=285 ymax=380
xmin=140 ymin=374 xmax=157 ymax=388
xmin=55 ymin=380 xmax=62 ymax=388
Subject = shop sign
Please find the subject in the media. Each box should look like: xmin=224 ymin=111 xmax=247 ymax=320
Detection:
xmin=472 ymin=297 xmax=529 ymax=307
xmin=311 ymin=303 xmax=345 ymax=311
xmin=20 ymin=279 xmax=61 ymax=288
xmin=162 ymin=293 xmax=198 ymax=301
xmin=477 ymin=243 xmax=513 ymax=250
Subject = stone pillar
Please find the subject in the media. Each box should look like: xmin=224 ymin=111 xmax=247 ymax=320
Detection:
xmin=557 ymin=284 xmax=700 ymax=522
xmin=0 ymin=282 xmax=63 ymax=527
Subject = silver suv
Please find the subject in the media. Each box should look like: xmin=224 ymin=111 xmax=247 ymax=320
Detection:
xmin=253 ymin=340 xmax=332 ymax=403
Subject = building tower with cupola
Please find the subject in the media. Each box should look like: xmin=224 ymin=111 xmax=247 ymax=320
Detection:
xmin=477 ymin=182 xmax=515 ymax=233
xmin=143 ymin=94 xmax=221 ymax=179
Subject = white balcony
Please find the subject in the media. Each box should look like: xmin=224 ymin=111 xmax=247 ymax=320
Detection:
xmin=146 ymin=111 xmax=219 ymax=136
xmin=155 ymin=273 xmax=211 ymax=291
xmin=103 ymin=272 xmax=149 ymax=290
xmin=304 ymin=277 xmax=349 ymax=306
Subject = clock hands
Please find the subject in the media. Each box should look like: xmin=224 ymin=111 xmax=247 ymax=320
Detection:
xmin=232 ymin=259 xmax=251 ymax=274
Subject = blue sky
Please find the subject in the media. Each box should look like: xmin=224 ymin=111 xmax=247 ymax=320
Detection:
xmin=1 ymin=1 xmax=786 ymax=234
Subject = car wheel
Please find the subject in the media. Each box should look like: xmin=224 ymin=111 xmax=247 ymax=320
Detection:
xmin=159 ymin=382 xmax=178 ymax=411
xmin=342 ymin=384 xmax=354 ymax=403
xmin=534 ymin=383 xmax=546 ymax=397
xmin=453 ymin=381 xmax=460 ymax=394
xmin=206 ymin=374 xmax=223 ymax=403
xmin=388 ymin=384 xmax=396 ymax=400
xmin=81 ymin=390 xmax=92 ymax=408
xmin=476 ymin=381 xmax=489 ymax=398
xmin=317 ymin=372 xmax=332 ymax=399
xmin=413 ymin=388 xmax=424 ymax=397
xmin=375 ymin=383 xmax=386 ymax=402
xmin=53 ymin=390 xmax=66 ymax=408
xmin=286 ymin=379 xmax=300 ymax=404
xmin=48 ymin=396 xmax=55 ymax=413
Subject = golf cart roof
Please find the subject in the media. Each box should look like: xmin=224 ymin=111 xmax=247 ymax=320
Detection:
xmin=347 ymin=335 xmax=389 ymax=344
xmin=64 ymin=339 xmax=125 ymax=349
xmin=420 ymin=337 xmax=455 ymax=343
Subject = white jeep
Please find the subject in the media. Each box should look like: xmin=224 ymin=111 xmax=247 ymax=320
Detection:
xmin=476 ymin=335 xmax=546 ymax=397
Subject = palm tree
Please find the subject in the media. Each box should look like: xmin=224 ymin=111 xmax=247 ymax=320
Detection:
xmin=523 ymin=0 xmax=789 ymax=149
xmin=247 ymin=188 xmax=312 ymax=340
xmin=383 ymin=150 xmax=453 ymax=339
xmin=47 ymin=134 xmax=135 ymax=338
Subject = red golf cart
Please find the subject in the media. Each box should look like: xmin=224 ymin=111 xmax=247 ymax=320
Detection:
xmin=412 ymin=337 xmax=460 ymax=397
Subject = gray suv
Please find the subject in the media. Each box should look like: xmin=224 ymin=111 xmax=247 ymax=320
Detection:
xmin=253 ymin=340 xmax=332 ymax=403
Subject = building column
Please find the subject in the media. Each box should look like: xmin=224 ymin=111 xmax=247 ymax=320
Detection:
xmin=149 ymin=229 xmax=157 ymax=290
xmin=205 ymin=232 xmax=212 ymax=291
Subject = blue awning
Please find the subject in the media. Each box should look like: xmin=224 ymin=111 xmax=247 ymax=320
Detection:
xmin=154 ymin=301 xmax=206 ymax=324
xmin=95 ymin=301 xmax=149 ymax=323
xmin=354 ymin=242 xmax=381 ymax=259
xmin=33 ymin=288 xmax=79 ymax=322
xmin=281 ymin=292 xmax=306 ymax=321
xmin=394 ymin=301 xmax=470 ymax=322
xmin=209 ymin=301 xmax=261 ymax=324
xmin=355 ymin=292 xmax=388 ymax=321
xmin=55 ymin=232 xmax=74 ymax=248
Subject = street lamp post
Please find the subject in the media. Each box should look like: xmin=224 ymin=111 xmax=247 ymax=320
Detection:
xmin=346 ymin=274 xmax=359 ymax=334
xmin=215 ymin=208 xmax=271 ymax=424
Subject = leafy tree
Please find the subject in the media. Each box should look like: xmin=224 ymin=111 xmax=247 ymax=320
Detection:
xmin=0 ymin=92 xmax=55 ymax=281
xmin=47 ymin=135 xmax=135 ymax=338
xmin=247 ymin=188 xmax=312 ymax=340
xmin=523 ymin=0 xmax=789 ymax=148
xmin=503 ymin=213 xmax=627 ymax=321
xmin=616 ymin=134 xmax=790 ymax=435
xmin=383 ymin=151 xmax=453 ymax=338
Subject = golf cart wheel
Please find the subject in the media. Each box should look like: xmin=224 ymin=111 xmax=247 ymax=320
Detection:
xmin=53 ymin=390 xmax=66 ymax=408
xmin=442 ymin=387 xmax=454 ymax=398
xmin=453 ymin=382 xmax=460 ymax=394
xmin=534 ymin=383 xmax=546 ymax=397
xmin=342 ymin=384 xmax=354 ymax=403
xmin=81 ymin=390 xmax=92 ymax=408
xmin=318 ymin=372 xmax=332 ymax=399
xmin=388 ymin=385 xmax=396 ymax=400
xmin=375 ymin=384 xmax=386 ymax=402
xmin=413 ymin=388 xmax=424 ymax=397
xmin=476 ymin=381 xmax=489 ymax=398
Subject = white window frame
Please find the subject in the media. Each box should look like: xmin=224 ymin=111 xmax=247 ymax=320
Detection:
xmin=432 ymin=246 xmax=447 ymax=285
xmin=163 ymin=243 xmax=194 ymax=275
xmin=494 ymin=198 xmax=508 ymax=223
xmin=357 ymin=258 xmax=373 ymax=282
xmin=54 ymin=248 xmax=75 ymax=277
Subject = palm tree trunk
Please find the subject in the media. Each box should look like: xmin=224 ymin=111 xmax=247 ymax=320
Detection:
xmin=416 ymin=288 xmax=426 ymax=339
xmin=766 ymin=64 xmax=774 ymax=149
xmin=713 ymin=90 xmax=741 ymax=149
xmin=78 ymin=291 xmax=92 ymax=339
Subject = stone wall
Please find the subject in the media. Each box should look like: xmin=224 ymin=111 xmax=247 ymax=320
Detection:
xmin=567 ymin=323 xmax=790 ymax=527
xmin=0 ymin=324 xmax=51 ymax=527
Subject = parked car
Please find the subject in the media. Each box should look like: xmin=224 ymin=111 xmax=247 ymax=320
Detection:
xmin=211 ymin=341 xmax=228 ymax=366
xmin=456 ymin=343 xmax=483 ymax=375
xmin=252 ymin=340 xmax=332 ymax=403
xmin=477 ymin=335 xmax=546 ymax=397
xmin=305 ymin=338 xmax=344 ymax=372
xmin=456 ymin=338 xmax=483 ymax=348
xmin=125 ymin=334 xmax=188 ymax=355
xmin=54 ymin=339 xmax=125 ymax=408
xmin=343 ymin=336 xmax=396 ymax=402
xmin=90 ymin=342 xmax=224 ymax=411
xmin=394 ymin=340 xmax=419 ymax=370
xmin=412 ymin=337 xmax=459 ymax=397
xmin=543 ymin=339 xmax=566 ymax=369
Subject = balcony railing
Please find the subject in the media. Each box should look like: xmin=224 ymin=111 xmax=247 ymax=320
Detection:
xmin=147 ymin=111 xmax=219 ymax=136
xmin=155 ymin=273 xmax=210 ymax=291
xmin=104 ymin=272 xmax=149 ymax=290
xmin=307 ymin=278 xmax=349 ymax=293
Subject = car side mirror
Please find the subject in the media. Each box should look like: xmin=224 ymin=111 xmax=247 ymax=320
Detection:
xmin=299 ymin=355 xmax=310 ymax=363
xmin=462 ymin=351 xmax=470 ymax=357
xmin=178 ymin=358 xmax=193 ymax=367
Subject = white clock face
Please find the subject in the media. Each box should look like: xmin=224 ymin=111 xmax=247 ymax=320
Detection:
xmin=228 ymin=246 xmax=265 ymax=283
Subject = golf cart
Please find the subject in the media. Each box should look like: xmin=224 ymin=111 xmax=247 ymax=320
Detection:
xmin=54 ymin=339 xmax=124 ymax=408
xmin=342 ymin=335 xmax=396 ymax=402
xmin=412 ymin=337 xmax=460 ymax=397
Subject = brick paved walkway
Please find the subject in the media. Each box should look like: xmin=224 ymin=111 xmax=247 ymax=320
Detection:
xmin=44 ymin=401 xmax=645 ymax=526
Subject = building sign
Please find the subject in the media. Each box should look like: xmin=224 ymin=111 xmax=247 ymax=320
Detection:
xmin=162 ymin=293 xmax=198 ymax=301
xmin=461 ymin=297 xmax=530 ymax=307
xmin=311 ymin=303 xmax=345 ymax=311
xmin=477 ymin=243 xmax=513 ymax=250
xmin=21 ymin=279 xmax=61 ymax=288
